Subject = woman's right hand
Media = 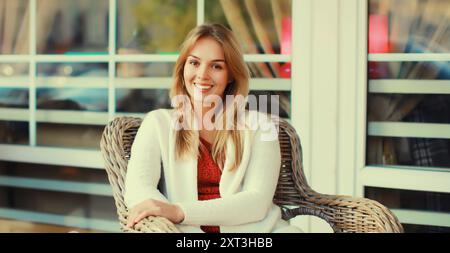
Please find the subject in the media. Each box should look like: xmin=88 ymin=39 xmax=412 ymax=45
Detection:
xmin=126 ymin=199 xmax=185 ymax=228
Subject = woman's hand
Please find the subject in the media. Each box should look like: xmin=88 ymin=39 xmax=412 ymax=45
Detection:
xmin=126 ymin=199 xmax=185 ymax=228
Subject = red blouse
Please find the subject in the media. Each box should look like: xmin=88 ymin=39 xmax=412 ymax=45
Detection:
xmin=197 ymin=137 xmax=222 ymax=233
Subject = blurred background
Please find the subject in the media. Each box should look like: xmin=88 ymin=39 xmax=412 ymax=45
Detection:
xmin=0 ymin=0 xmax=448 ymax=232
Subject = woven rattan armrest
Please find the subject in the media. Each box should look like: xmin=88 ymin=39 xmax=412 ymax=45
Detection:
xmin=281 ymin=192 xmax=404 ymax=233
xmin=120 ymin=215 xmax=181 ymax=233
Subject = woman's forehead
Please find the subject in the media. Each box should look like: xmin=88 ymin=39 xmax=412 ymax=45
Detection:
xmin=188 ymin=37 xmax=225 ymax=59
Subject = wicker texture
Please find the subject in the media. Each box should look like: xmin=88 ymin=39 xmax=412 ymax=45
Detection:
xmin=100 ymin=116 xmax=404 ymax=233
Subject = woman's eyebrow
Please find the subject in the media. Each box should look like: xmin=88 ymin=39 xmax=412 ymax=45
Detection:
xmin=188 ymin=55 xmax=225 ymax=62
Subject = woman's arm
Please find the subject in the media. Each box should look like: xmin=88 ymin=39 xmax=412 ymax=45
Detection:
xmin=176 ymin=126 xmax=281 ymax=226
xmin=124 ymin=111 xmax=168 ymax=209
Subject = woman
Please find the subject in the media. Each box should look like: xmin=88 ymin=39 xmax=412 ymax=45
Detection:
xmin=124 ymin=23 xmax=301 ymax=233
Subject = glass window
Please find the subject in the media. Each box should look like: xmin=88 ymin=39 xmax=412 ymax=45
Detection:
xmin=367 ymin=136 xmax=450 ymax=168
xmin=117 ymin=0 xmax=196 ymax=54
xmin=37 ymin=63 xmax=108 ymax=77
xmin=37 ymin=88 xmax=108 ymax=112
xmin=116 ymin=62 xmax=175 ymax=78
xmin=0 ymin=161 xmax=109 ymax=184
xmin=205 ymin=0 xmax=292 ymax=55
xmin=0 ymin=120 xmax=28 ymax=145
xmin=36 ymin=0 xmax=109 ymax=54
xmin=368 ymin=0 xmax=449 ymax=54
xmin=0 ymin=63 xmax=28 ymax=77
xmin=0 ymin=0 xmax=29 ymax=54
xmin=367 ymin=0 xmax=450 ymax=169
xmin=365 ymin=186 xmax=450 ymax=232
xmin=36 ymin=123 xmax=103 ymax=149
xmin=0 ymin=88 xmax=28 ymax=108
xmin=0 ymin=186 xmax=116 ymax=221
xmin=116 ymin=89 xmax=171 ymax=113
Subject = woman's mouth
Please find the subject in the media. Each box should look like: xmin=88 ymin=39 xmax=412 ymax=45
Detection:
xmin=194 ymin=82 xmax=214 ymax=93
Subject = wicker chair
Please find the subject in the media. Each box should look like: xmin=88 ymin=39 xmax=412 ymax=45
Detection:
xmin=100 ymin=116 xmax=404 ymax=233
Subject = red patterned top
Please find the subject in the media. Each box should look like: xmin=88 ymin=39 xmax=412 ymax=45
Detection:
xmin=197 ymin=137 xmax=222 ymax=233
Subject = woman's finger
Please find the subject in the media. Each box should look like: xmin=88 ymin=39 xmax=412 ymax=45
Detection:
xmin=126 ymin=210 xmax=138 ymax=228
xmin=133 ymin=210 xmax=152 ymax=225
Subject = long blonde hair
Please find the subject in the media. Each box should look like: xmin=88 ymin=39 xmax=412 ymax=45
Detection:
xmin=169 ymin=23 xmax=250 ymax=171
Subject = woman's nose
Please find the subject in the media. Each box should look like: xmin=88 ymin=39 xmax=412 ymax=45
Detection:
xmin=196 ymin=64 xmax=209 ymax=79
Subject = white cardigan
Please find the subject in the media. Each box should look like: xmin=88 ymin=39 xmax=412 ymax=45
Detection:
xmin=124 ymin=109 xmax=301 ymax=233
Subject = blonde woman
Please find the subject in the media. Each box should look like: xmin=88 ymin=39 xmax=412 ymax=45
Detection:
xmin=124 ymin=24 xmax=301 ymax=233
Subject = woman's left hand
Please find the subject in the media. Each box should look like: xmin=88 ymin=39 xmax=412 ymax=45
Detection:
xmin=126 ymin=199 xmax=185 ymax=228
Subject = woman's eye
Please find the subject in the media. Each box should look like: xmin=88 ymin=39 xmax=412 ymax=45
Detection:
xmin=212 ymin=64 xmax=223 ymax=70
xmin=189 ymin=60 xmax=199 ymax=66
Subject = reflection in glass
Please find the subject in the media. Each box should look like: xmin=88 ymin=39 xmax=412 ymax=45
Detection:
xmin=367 ymin=136 xmax=450 ymax=168
xmin=116 ymin=62 xmax=174 ymax=78
xmin=0 ymin=186 xmax=116 ymax=221
xmin=368 ymin=94 xmax=450 ymax=124
xmin=0 ymin=0 xmax=29 ymax=54
xmin=0 ymin=63 xmax=28 ymax=77
xmin=116 ymin=89 xmax=171 ymax=113
xmin=37 ymin=63 xmax=108 ymax=77
xmin=247 ymin=62 xmax=291 ymax=79
xmin=0 ymin=161 xmax=109 ymax=184
xmin=36 ymin=0 xmax=109 ymax=54
xmin=206 ymin=0 xmax=292 ymax=57
xmin=117 ymin=0 xmax=196 ymax=54
xmin=37 ymin=88 xmax=108 ymax=111
xmin=37 ymin=123 xmax=103 ymax=149
xmin=0 ymin=88 xmax=28 ymax=108
xmin=369 ymin=61 xmax=450 ymax=80
xmin=365 ymin=186 xmax=450 ymax=232
xmin=248 ymin=90 xmax=290 ymax=119
xmin=0 ymin=120 xmax=28 ymax=145
xmin=369 ymin=0 xmax=449 ymax=54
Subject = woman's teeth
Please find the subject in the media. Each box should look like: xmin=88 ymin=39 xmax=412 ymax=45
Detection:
xmin=194 ymin=82 xmax=213 ymax=90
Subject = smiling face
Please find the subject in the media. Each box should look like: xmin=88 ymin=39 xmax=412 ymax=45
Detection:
xmin=183 ymin=37 xmax=231 ymax=106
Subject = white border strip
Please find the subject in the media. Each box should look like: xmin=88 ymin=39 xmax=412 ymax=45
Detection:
xmin=35 ymin=110 xmax=109 ymax=125
xmin=36 ymin=77 xmax=109 ymax=87
xmin=0 ymin=175 xmax=112 ymax=196
xmin=369 ymin=80 xmax=450 ymax=94
xmin=391 ymin=209 xmax=450 ymax=228
xmin=197 ymin=0 xmax=205 ymax=25
xmin=368 ymin=53 xmax=450 ymax=62
xmin=360 ymin=166 xmax=450 ymax=193
xmin=0 ymin=108 xmax=29 ymax=121
xmin=108 ymin=0 xmax=117 ymax=121
xmin=0 ymin=76 xmax=29 ymax=86
xmin=0 ymin=55 xmax=30 ymax=62
xmin=29 ymin=0 xmax=37 ymax=146
xmin=368 ymin=122 xmax=450 ymax=139
xmin=0 ymin=145 xmax=104 ymax=169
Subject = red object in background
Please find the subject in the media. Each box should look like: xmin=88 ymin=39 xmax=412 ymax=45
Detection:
xmin=368 ymin=14 xmax=389 ymax=79
xmin=281 ymin=17 xmax=292 ymax=55
xmin=368 ymin=14 xmax=389 ymax=53
xmin=280 ymin=17 xmax=292 ymax=78
xmin=280 ymin=62 xmax=291 ymax=78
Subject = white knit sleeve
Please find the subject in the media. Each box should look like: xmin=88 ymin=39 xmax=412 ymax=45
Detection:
xmin=124 ymin=111 xmax=169 ymax=209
